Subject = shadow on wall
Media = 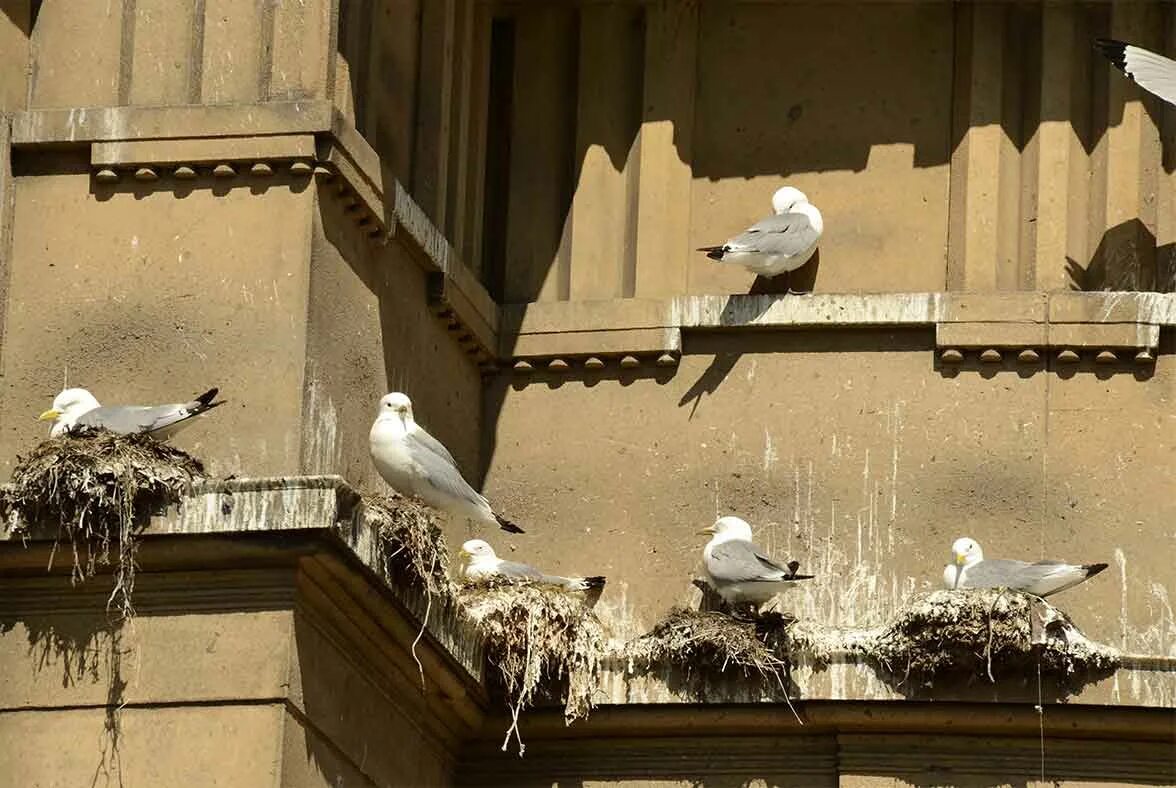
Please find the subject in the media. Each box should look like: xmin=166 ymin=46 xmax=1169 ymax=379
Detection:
xmin=1067 ymin=218 xmax=1176 ymax=293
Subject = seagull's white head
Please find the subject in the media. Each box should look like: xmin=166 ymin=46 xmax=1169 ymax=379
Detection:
xmin=39 ymin=387 xmax=101 ymax=437
xmin=951 ymin=536 xmax=984 ymax=568
xmin=376 ymin=392 xmax=415 ymax=425
xmin=459 ymin=539 xmax=497 ymax=561
xmin=697 ymin=515 xmax=754 ymax=544
xmin=771 ymin=186 xmax=809 ymax=215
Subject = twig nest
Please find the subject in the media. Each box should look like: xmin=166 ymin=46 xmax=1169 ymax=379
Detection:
xmin=625 ymin=607 xmax=799 ymax=700
xmin=360 ymin=493 xmax=453 ymax=599
xmin=457 ymin=578 xmax=605 ymax=754
xmin=0 ymin=428 xmax=206 ymax=618
xmin=861 ymin=589 xmax=1120 ymax=690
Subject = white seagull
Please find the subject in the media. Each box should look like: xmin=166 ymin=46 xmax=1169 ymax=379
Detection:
xmin=38 ymin=387 xmax=224 ymax=439
xmin=1096 ymin=39 xmax=1176 ymax=107
xmin=368 ymin=392 xmax=524 ymax=534
xmin=699 ymin=515 xmax=813 ymax=608
xmin=697 ymin=186 xmax=823 ymax=278
xmin=943 ymin=537 xmax=1108 ymax=598
xmin=457 ymin=539 xmax=605 ymax=591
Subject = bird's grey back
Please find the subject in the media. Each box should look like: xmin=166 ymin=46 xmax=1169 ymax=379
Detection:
xmin=408 ymin=436 xmax=487 ymax=508
xmin=728 ymin=212 xmax=819 ymax=256
xmin=408 ymin=425 xmax=459 ymax=468
xmin=965 ymin=558 xmax=1057 ymax=588
xmin=707 ymin=539 xmax=794 ymax=583
xmin=78 ymin=403 xmax=190 ymax=434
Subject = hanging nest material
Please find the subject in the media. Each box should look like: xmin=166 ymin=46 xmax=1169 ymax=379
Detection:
xmin=860 ymin=589 xmax=1121 ymax=690
xmin=0 ymin=428 xmax=205 ymax=619
xmin=625 ymin=607 xmax=799 ymax=703
xmin=457 ymin=578 xmax=605 ymax=755
xmin=360 ymin=493 xmax=453 ymax=599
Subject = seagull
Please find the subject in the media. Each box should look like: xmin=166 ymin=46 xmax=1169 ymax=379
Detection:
xmin=943 ymin=537 xmax=1109 ymax=598
xmin=368 ymin=392 xmax=524 ymax=534
xmin=699 ymin=515 xmax=814 ymax=609
xmin=696 ymin=186 xmax=823 ymax=278
xmin=38 ymin=387 xmax=224 ymax=439
xmin=1096 ymin=39 xmax=1176 ymax=107
xmin=457 ymin=539 xmax=605 ymax=591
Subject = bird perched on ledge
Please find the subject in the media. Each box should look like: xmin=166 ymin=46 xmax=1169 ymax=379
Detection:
xmin=699 ymin=515 xmax=814 ymax=609
xmin=38 ymin=386 xmax=224 ymax=439
xmin=696 ymin=186 xmax=823 ymax=279
xmin=1096 ymin=38 xmax=1176 ymax=107
xmin=944 ymin=536 xmax=1108 ymax=598
xmin=457 ymin=539 xmax=605 ymax=592
xmin=368 ymin=392 xmax=525 ymax=534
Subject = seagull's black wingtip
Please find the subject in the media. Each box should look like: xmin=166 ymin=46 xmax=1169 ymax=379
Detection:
xmin=194 ymin=387 xmax=227 ymax=411
xmin=1095 ymin=38 xmax=1129 ymax=72
xmin=583 ymin=576 xmax=607 ymax=590
xmin=496 ymin=514 xmax=525 ymax=534
xmin=1084 ymin=562 xmax=1110 ymax=578
xmin=697 ymin=245 xmax=727 ymax=261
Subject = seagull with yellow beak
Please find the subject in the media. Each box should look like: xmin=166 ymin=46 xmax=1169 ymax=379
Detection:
xmin=943 ymin=536 xmax=1108 ymax=598
xmin=39 ymin=386 xmax=223 ymax=439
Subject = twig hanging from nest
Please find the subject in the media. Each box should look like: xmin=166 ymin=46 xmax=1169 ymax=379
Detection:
xmin=0 ymin=428 xmax=205 ymax=621
xmin=457 ymin=579 xmax=605 ymax=756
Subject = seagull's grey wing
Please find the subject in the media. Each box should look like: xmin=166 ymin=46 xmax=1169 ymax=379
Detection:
xmin=75 ymin=388 xmax=222 ymax=436
xmin=408 ymin=425 xmax=459 ymax=468
xmin=1097 ymin=39 xmax=1176 ymax=107
xmin=726 ymin=212 xmax=819 ymax=257
xmin=961 ymin=558 xmax=1035 ymax=589
xmin=407 ymin=436 xmax=489 ymax=508
xmin=707 ymin=540 xmax=795 ymax=584
xmin=494 ymin=559 xmax=548 ymax=581
xmin=965 ymin=558 xmax=1105 ymax=596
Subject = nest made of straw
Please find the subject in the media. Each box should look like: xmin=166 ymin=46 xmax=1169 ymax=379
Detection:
xmin=361 ymin=493 xmax=453 ymax=600
xmin=626 ymin=607 xmax=796 ymax=696
xmin=457 ymin=578 xmax=605 ymax=751
xmin=1 ymin=428 xmax=205 ymax=618
xmin=862 ymin=589 xmax=1121 ymax=688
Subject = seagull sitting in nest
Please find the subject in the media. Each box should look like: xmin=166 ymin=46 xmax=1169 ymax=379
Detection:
xmin=1096 ymin=38 xmax=1176 ymax=107
xmin=944 ymin=537 xmax=1109 ymax=598
xmin=696 ymin=186 xmax=823 ymax=279
xmin=457 ymin=539 xmax=605 ymax=592
xmin=38 ymin=387 xmax=224 ymax=439
xmin=369 ymin=392 xmax=524 ymax=534
xmin=699 ymin=515 xmax=814 ymax=610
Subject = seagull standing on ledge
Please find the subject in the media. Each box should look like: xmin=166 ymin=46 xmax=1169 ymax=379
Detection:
xmin=697 ymin=186 xmax=823 ymax=278
xmin=944 ymin=537 xmax=1108 ymax=598
xmin=368 ymin=392 xmax=525 ymax=534
xmin=38 ymin=386 xmax=224 ymax=439
xmin=457 ymin=539 xmax=605 ymax=591
xmin=1096 ymin=39 xmax=1176 ymax=107
xmin=699 ymin=515 xmax=814 ymax=609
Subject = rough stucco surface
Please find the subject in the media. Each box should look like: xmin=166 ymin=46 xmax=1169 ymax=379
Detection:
xmin=482 ymin=331 xmax=1175 ymax=700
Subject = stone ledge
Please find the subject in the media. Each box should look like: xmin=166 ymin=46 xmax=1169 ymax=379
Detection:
xmin=0 ymin=474 xmax=486 ymax=692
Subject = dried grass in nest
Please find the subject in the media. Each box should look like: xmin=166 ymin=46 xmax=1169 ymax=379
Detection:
xmin=457 ymin=578 xmax=605 ymax=755
xmin=626 ymin=607 xmax=800 ymax=717
xmin=0 ymin=428 xmax=205 ymax=620
xmin=863 ymin=589 xmax=1121 ymax=689
xmin=361 ymin=493 xmax=453 ymax=600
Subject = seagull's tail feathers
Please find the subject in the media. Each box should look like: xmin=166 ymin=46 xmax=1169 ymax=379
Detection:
xmin=1083 ymin=562 xmax=1110 ymax=578
xmin=696 ymin=245 xmax=727 ymax=261
xmin=192 ymin=387 xmax=226 ymax=413
xmin=1094 ymin=39 xmax=1130 ymax=73
xmin=495 ymin=513 xmax=525 ymax=535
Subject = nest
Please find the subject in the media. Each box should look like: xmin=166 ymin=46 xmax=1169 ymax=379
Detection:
xmin=360 ymin=493 xmax=453 ymax=600
xmin=862 ymin=589 xmax=1121 ymax=690
xmin=457 ymin=578 xmax=605 ymax=755
xmin=625 ymin=607 xmax=798 ymax=702
xmin=1 ymin=428 xmax=205 ymax=619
